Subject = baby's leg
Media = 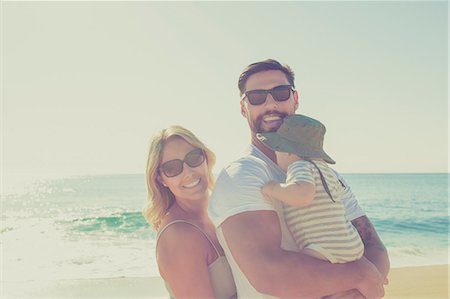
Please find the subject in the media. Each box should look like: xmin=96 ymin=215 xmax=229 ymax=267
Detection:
xmin=302 ymin=248 xmax=329 ymax=261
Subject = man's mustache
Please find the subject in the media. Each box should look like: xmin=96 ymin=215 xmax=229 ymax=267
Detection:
xmin=257 ymin=111 xmax=288 ymax=121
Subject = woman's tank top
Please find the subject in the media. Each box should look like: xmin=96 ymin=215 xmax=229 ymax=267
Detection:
xmin=156 ymin=220 xmax=236 ymax=299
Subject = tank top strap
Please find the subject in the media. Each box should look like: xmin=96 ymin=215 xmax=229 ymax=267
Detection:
xmin=156 ymin=220 xmax=221 ymax=257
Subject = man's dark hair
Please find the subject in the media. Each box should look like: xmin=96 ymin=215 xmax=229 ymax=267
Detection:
xmin=238 ymin=59 xmax=295 ymax=95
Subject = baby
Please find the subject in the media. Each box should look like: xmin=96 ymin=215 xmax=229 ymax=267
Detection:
xmin=257 ymin=114 xmax=364 ymax=263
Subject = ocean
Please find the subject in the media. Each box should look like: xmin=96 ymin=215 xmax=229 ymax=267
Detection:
xmin=1 ymin=173 xmax=448 ymax=281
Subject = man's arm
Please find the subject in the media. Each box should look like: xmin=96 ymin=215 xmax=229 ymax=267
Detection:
xmin=221 ymin=210 xmax=386 ymax=298
xmin=334 ymin=172 xmax=390 ymax=278
xmin=352 ymin=215 xmax=390 ymax=278
xmin=323 ymin=217 xmax=390 ymax=299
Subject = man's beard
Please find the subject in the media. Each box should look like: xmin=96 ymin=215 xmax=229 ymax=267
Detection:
xmin=253 ymin=111 xmax=289 ymax=133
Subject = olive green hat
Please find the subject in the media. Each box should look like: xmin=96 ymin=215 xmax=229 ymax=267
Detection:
xmin=256 ymin=114 xmax=335 ymax=164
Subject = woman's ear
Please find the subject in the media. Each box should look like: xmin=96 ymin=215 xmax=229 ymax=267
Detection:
xmin=157 ymin=174 xmax=168 ymax=187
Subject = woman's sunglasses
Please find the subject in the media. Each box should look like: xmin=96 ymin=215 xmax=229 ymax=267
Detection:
xmin=241 ymin=85 xmax=294 ymax=106
xmin=159 ymin=148 xmax=206 ymax=178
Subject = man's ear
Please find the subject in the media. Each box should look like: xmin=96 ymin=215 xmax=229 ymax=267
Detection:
xmin=293 ymin=90 xmax=299 ymax=111
xmin=240 ymin=100 xmax=247 ymax=117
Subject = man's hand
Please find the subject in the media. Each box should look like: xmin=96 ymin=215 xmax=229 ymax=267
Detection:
xmin=354 ymin=257 xmax=388 ymax=299
xmin=322 ymin=257 xmax=387 ymax=299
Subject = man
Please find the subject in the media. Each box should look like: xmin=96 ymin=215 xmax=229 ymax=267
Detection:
xmin=209 ymin=59 xmax=389 ymax=298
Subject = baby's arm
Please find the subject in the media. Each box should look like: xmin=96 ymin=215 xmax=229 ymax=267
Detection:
xmin=262 ymin=180 xmax=315 ymax=208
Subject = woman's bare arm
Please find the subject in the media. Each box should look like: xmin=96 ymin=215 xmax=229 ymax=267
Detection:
xmin=157 ymin=224 xmax=216 ymax=298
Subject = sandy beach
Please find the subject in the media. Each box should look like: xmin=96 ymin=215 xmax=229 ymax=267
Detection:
xmin=1 ymin=276 xmax=168 ymax=299
xmin=2 ymin=264 xmax=448 ymax=298
xmin=384 ymin=265 xmax=448 ymax=299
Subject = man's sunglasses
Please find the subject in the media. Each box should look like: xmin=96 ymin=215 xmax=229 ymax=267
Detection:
xmin=159 ymin=148 xmax=206 ymax=178
xmin=241 ymin=85 xmax=295 ymax=106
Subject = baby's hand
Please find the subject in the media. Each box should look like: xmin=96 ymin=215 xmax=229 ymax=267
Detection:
xmin=261 ymin=181 xmax=279 ymax=199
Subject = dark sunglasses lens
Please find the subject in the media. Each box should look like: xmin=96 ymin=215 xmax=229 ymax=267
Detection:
xmin=247 ymin=91 xmax=267 ymax=105
xmin=185 ymin=149 xmax=205 ymax=167
xmin=272 ymin=86 xmax=291 ymax=101
xmin=161 ymin=160 xmax=183 ymax=177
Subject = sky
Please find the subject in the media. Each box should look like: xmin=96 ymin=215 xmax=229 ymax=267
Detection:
xmin=2 ymin=1 xmax=448 ymax=188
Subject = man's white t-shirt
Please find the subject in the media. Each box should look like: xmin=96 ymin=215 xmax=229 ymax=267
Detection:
xmin=208 ymin=145 xmax=365 ymax=298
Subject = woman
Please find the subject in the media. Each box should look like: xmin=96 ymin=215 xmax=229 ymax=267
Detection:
xmin=143 ymin=125 xmax=236 ymax=299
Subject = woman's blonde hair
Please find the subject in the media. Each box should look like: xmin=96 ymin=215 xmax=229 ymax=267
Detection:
xmin=143 ymin=125 xmax=216 ymax=231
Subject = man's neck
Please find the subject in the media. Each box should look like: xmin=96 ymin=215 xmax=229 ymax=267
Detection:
xmin=251 ymin=133 xmax=277 ymax=163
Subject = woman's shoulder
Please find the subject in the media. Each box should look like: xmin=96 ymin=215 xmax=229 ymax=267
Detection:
xmin=156 ymin=220 xmax=212 ymax=279
xmin=157 ymin=220 xmax=210 ymax=257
